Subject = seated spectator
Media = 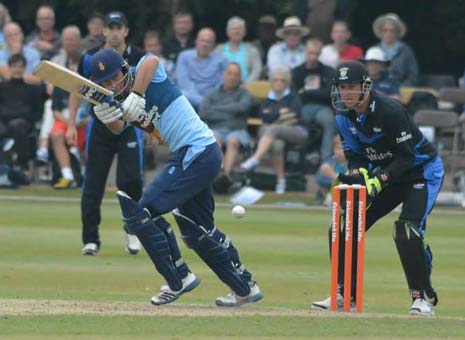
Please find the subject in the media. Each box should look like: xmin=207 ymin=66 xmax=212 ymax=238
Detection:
xmin=0 ymin=54 xmax=44 ymax=171
xmin=175 ymin=28 xmax=228 ymax=110
xmin=371 ymin=13 xmax=418 ymax=86
xmin=216 ymin=16 xmax=262 ymax=82
xmin=25 ymin=5 xmax=61 ymax=60
xmin=143 ymin=30 xmax=174 ymax=77
xmin=51 ymin=25 xmax=82 ymax=66
xmin=293 ymin=38 xmax=335 ymax=162
xmin=81 ymin=12 xmax=105 ymax=52
xmin=315 ymin=135 xmax=347 ymax=205
xmin=362 ymin=46 xmax=400 ymax=99
xmin=0 ymin=22 xmax=41 ymax=84
xmin=267 ymin=16 xmax=309 ymax=72
xmin=240 ymin=66 xmax=308 ymax=194
xmin=50 ymin=52 xmax=88 ymax=189
xmin=0 ymin=3 xmax=11 ymax=53
xmin=319 ymin=20 xmax=363 ymax=68
xmin=164 ymin=12 xmax=195 ymax=64
xmin=199 ymin=62 xmax=252 ymax=175
xmin=252 ymin=15 xmax=277 ymax=70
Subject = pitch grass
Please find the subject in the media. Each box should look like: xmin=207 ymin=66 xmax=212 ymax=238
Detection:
xmin=0 ymin=190 xmax=465 ymax=338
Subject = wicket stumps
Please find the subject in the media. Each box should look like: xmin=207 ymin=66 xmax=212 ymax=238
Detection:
xmin=330 ymin=184 xmax=367 ymax=312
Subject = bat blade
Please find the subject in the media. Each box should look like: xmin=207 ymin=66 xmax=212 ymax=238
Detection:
xmin=33 ymin=60 xmax=113 ymax=104
xmin=33 ymin=60 xmax=156 ymax=134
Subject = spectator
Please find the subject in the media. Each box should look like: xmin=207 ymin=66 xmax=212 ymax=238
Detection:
xmin=0 ymin=22 xmax=41 ymax=84
xmin=143 ymin=30 xmax=174 ymax=77
xmin=81 ymin=12 xmax=105 ymax=52
xmin=216 ymin=16 xmax=262 ymax=83
xmin=252 ymin=15 xmax=277 ymax=70
xmin=164 ymin=12 xmax=195 ymax=64
xmin=175 ymin=28 xmax=228 ymax=110
xmin=267 ymin=16 xmax=309 ymax=72
xmin=294 ymin=0 xmax=336 ymax=44
xmin=50 ymin=52 xmax=88 ymax=189
xmin=25 ymin=5 xmax=61 ymax=60
xmin=293 ymin=39 xmax=335 ymax=162
xmin=319 ymin=20 xmax=363 ymax=68
xmin=34 ymin=25 xmax=81 ymax=165
xmin=199 ymin=62 xmax=252 ymax=175
xmin=240 ymin=66 xmax=308 ymax=194
xmin=51 ymin=25 xmax=82 ymax=66
xmin=362 ymin=46 xmax=400 ymax=99
xmin=0 ymin=54 xmax=44 ymax=171
xmin=314 ymin=135 xmax=347 ymax=205
xmin=0 ymin=3 xmax=11 ymax=52
xmin=372 ymin=13 xmax=418 ymax=86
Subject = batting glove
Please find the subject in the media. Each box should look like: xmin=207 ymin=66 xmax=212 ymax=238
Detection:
xmin=122 ymin=92 xmax=146 ymax=123
xmin=94 ymin=102 xmax=123 ymax=124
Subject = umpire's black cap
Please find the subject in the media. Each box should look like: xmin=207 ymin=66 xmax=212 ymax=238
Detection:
xmin=105 ymin=11 xmax=128 ymax=27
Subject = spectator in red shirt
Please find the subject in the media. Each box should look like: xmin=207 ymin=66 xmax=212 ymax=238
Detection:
xmin=319 ymin=20 xmax=363 ymax=68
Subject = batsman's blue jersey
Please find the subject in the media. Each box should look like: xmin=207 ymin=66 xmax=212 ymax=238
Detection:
xmin=134 ymin=53 xmax=215 ymax=169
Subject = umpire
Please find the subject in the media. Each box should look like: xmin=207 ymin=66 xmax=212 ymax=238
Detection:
xmin=312 ymin=61 xmax=443 ymax=316
xmin=66 ymin=11 xmax=145 ymax=256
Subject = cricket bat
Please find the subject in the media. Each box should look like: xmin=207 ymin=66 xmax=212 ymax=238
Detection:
xmin=33 ymin=60 xmax=156 ymax=134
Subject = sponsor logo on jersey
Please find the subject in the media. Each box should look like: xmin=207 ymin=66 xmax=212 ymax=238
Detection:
xmin=396 ymin=131 xmax=412 ymax=143
xmin=365 ymin=146 xmax=392 ymax=161
xmin=373 ymin=127 xmax=382 ymax=133
xmin=127 ymin=141 xmax=137 ymax=148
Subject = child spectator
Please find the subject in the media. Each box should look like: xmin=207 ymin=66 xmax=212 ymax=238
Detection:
xmin=315 ymin=135 xmax=347 ymax=205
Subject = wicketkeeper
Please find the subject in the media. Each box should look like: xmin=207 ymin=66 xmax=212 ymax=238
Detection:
xmin=312 ymin=61 xmax=443 ymax=316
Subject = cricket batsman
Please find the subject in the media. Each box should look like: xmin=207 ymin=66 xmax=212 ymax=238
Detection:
xmin=87 ymin=48 xmax=263 ymax=306
xmin=312 ymin=61 xmax=443 ymax=316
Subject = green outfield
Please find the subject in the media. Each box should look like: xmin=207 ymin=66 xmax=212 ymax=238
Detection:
xmin=1 ymin=189 xmax=464 ymax=339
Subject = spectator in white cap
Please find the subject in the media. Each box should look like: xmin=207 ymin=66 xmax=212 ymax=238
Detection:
xmin=267 ymin=16 xmax=309 ymax=72
xmin=371 ymin=13 xmax=418 ymax=86
xmin=362 ymin=46 xmax=399 ymax=99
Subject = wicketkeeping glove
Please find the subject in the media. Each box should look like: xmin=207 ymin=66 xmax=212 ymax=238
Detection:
xmin=359 ymin=167 xmax=390 ymax=197
xmin=94 ymin=102 xmax=123 ymax=124
xmin=122 ymin=91 xmax=146 ymax=123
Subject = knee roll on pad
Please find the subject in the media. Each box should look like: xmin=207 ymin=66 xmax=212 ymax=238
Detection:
xmin=172 ymin=209 xmax=250 ymax=296
xmin=393 ymin=220 xmax=433 ymax=294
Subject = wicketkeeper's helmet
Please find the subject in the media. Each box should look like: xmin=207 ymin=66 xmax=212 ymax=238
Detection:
xmin=331 ymin=61 xmax=372 ymax=111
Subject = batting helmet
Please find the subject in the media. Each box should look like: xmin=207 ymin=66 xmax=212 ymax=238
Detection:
xmin=89 ymin=48 xmax=133 ymax=100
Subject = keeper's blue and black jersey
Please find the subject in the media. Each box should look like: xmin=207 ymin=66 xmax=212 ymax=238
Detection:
xmin=335 ymin=92 xmax=438 ymax=183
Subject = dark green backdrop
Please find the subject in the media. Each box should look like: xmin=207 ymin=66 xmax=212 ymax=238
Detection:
xmin=5 ymin=0 xmax=465 ymax=79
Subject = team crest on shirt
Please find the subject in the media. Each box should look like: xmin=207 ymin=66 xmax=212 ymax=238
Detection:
xmin=98 ymin=62 xmax=105 ymax=71
xmin=339 ymin=67 xmax=349 ymax=80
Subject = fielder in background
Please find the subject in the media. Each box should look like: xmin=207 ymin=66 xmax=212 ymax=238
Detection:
xmin=66 ymin=11 xmax=145 ymax=256
xmin=312 ymin=61 xmax=443 ymax=316
xmin=88 ymin=48 xmax=263 ymax=306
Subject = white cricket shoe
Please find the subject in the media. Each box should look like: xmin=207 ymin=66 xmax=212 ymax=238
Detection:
xmin=215 ymin=281 xmax=264 ymax=307
xmin=151 ymin=272 xmax=200 ymax=306
xmin=409 ymin=298 xmax=435 ymax=316
xmin=311 ymin=293 xmax=355 ymax=311
xmin=82 ymin=243 xmax=99 ymax=256
xmin=125 ymin=233 xmax=141 ymax=255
